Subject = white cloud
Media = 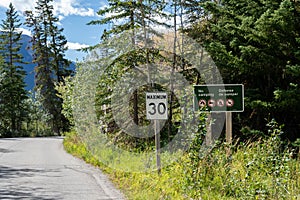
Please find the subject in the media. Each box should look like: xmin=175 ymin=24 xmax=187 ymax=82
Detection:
xmin=0 ymin=0 xmax=95 ymax=17
xmin=53 ymin=0 xmax=96 ymax=17
xmin=0 ymin=0 xmax=35 ymax=13
xmin=16 ymin=28 xmax=32 ymax=36
xmin=67 ymin=41 xmax=89 ymax=50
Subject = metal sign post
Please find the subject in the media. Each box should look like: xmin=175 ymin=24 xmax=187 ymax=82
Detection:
xmin=146 ymin=92 xmax=168 ymax=175
xmin=226 ymin=112 xmax=233 ymax=155
xmin=206 ymin=113 xmax=212 ymax=146
xmin=225 ymin=112 xmax=232 ymax=144
xmin=154 ymin=119 xmax=161 ymax=174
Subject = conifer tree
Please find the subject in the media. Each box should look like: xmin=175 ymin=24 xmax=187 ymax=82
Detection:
xmin=188 ymin=0 xmax=300 ymax=138
xmin=88 ymin=0 xmax=168 ymax=126
xmin=0 ymin=3 xmax=28 ymax=137
xmin=25 ymin=0 xmax=71 ymax=134
xmin=88 ymin=0 xmax=167 ymax=39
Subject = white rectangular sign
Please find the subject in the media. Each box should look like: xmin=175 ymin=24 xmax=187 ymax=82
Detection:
xmin=146 ymin=92 xmax=168 ymax=120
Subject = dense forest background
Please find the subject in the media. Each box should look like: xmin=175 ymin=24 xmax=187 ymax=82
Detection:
xmin=70 ymin=0 xmax=300 ymax=149
xmin=0 ymin=0 xmax=299 ymax=145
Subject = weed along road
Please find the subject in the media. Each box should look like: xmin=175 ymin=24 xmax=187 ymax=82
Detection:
xmin=0 ymin=137 xmax=124 ymax=200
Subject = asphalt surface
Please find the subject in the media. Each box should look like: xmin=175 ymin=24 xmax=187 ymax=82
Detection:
xmin=0 ymin=137 xmax=125 ymax=200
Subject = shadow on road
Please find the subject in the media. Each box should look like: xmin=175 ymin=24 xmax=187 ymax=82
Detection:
xmin=0 ymin=187 xmax=61 ymax=200
xmin=0 ymin=165 xmax=63 ymax=200
xmin=0 ymin=148 xmax=15 ymax=153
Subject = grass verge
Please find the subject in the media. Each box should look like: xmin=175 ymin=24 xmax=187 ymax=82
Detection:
xmin=63 ymin=130 xmax=300 ymax=200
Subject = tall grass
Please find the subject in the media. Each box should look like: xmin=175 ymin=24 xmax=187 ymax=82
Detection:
xmin=64 ymin=130 xmax=300 ymax=199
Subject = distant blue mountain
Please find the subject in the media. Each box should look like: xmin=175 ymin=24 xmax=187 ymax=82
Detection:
xmin=17 ymin=34 xmax=76 ymax=91
xmin=20 ymin=34 xmax=35 ymax=91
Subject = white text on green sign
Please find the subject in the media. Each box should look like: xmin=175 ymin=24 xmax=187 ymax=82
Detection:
xmin=194 ymin=84 xmax=244 ymax=112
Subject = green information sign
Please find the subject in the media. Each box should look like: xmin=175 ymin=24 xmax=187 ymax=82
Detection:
xmin=194 ymin=84 xmax=244 ymax=112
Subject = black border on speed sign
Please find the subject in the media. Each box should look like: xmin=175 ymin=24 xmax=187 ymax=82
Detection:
xmin=146 ymin=92 xmax=168 ymax=120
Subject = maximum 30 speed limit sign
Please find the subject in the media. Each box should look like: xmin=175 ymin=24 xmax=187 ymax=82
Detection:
xmin=146 ymin=92 xmax=168 ymax=120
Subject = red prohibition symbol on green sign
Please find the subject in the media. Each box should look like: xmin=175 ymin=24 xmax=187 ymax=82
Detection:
xmin=199 ymin=99 xmax=206 ymax=107
xmin=217 ymin=99 xmax=225 ymax=107
xmin=226 ymin=99 xmax=234 ymax=107
xmin=194 ymin=84 xmax=244 ymax=112
xmin=208 ymin=99 xmax=215 ymax=107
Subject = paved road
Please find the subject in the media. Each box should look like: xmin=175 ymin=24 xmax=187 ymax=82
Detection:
xmin=0 ymin=137 xmax=125 ymax=200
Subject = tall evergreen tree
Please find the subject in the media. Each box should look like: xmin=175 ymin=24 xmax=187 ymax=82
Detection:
xmin=88 ymin=0 xmax=168 ymax=126
xmin=0 ymin=3 xmax=28 ymax=137
xmin=25 ymin=0 xmax=71 ymax=134
xmin=88 ymin=0 xmax=167 ymax=39
xmin=188 ymin=0 xmax=300 ymax=139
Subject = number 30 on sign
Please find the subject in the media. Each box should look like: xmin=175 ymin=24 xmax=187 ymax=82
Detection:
xmin=146 ymin=92 xmax=168 ymax=120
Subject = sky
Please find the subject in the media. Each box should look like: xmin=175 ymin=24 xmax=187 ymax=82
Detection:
xmin=0 ymin=0 xmax=108 ymax=61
